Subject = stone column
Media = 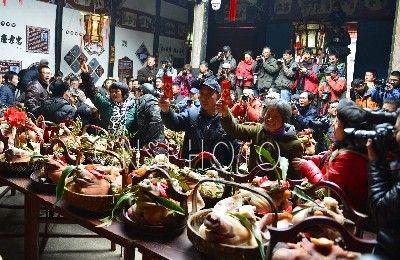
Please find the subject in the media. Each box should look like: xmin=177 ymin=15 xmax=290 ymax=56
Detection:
xmin=191 ymin=1 xmax=209 ymax=70
xmin=389 ymin=0 xmax=400 ymax=72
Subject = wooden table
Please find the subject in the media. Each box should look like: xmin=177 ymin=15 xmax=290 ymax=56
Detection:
xmin=0 ymin=176 xmax=203 ymax=260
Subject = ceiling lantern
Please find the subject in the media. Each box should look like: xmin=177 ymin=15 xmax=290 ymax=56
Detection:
xmin=83 ymin=13 xmax=108 ymax=45
xmin=293 ymin=22 xmax=325 ymax=57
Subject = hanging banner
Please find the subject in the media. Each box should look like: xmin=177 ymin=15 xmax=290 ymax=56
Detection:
xmin=26 ymin=26 xmax=50 ymax=54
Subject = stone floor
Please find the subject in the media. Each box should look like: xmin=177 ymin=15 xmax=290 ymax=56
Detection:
xmin=0 ymin=187 xmax=141 ymax=260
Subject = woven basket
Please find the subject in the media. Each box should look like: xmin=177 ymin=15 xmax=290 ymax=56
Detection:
xmin=63 ymin=181 xmax=118 ymax=214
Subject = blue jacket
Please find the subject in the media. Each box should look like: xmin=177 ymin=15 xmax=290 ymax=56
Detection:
xmin=161 ymin=107 xmax=240 ymax=166
xmin=371 ymin=86 xmax=400 ymax=106
xmin=0 ymin=83 xmax=17 ymax=108
xmin=291 ymin=105 xmax=319 ymax=131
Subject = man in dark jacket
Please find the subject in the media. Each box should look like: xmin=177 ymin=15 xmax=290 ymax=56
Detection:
xmin=19 ymin=59 xmax=49 ymax=91
xmin=274 ymin=49 xmax=297 ymax=102
xmin=127 ymin=83 xmax=165 ymax=148
xmin=24 ymin=65 xmax=51 ymax=116
xmin=254 ymin=46 xmax=279 ymax=92
xmin=0 ymin=71 xmax=20 ymax=109
xmin=191 ymin=61 xmax=214 ymax=89
xmin=210 ymin=46 xmax=237 ymax=76
xmin=366 ymin=114 xmax=400 ymax=259
xmin=159 ymin=76 xmax=240 ymax=167
xmin=137 ymin=55 xmax=157 ymax=84
xmin=38 ymin=80 xmax=76 ymax=123
xmin=291 ymin=91 xmax=318 ymax=131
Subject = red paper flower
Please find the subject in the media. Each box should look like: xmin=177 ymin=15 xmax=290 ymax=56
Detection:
xmin=2 ymin=107 xmax=27 ymax=128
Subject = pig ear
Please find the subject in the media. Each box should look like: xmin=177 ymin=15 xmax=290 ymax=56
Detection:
xmin=187 ymin=189 xmax=205 ymax=214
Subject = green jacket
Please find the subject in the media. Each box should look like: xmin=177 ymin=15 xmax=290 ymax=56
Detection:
xmin=220 ymin=112 xmax=304 ymax=179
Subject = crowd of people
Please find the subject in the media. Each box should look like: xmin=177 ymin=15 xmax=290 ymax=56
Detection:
xmin=0 ymin=45 xmax=400 ymax=258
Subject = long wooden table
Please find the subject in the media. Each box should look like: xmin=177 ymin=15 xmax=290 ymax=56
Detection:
xmin=0 ymin=176 xmax=203 ymax=260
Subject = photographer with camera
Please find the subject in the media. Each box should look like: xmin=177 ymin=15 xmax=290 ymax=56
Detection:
xmin=365 ymin=111 xmax=400 ymax=259
xmin=156 ymin=57 xmax=177 ymax=81
xmin=231 ymin=89 xmax=263 ymax=123
xmin=326 ymin=52 xmax=346 ymax=77
xmin=274 ymin=49 xmax=298 ymax=102
xmin=318 ymin=65 xmax=346 ymax=115
xmin=175 ymin=64 xmax=193 ymax=97
xmin=210 ymin=45 xmax=237 ymax=75
xmin=217 ymin=63 xmax=236 ymax=91
xmin=191 ymin=61 xmax=214 ymax=89
xmin=291 ymin=91 xmax=319 ymax=131
xmin=292 ymin=99 xmax=369 ymax=212
xmin=371 ymin=71 xmax=400 ymax=107
xmin=292 ymin=48 xmax=320 ymax=95
xmin=254 ymin=46 xmax=279 ymax=92
xmin=235 ymin=50 xmax=255 ymax=98
xmin=350 ymin=78 xmax=379 ymax=110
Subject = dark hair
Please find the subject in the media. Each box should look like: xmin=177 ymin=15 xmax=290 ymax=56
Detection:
xmin=283 ymin=49 xmax=293 ymax=56
xmin=39 ymin=65 xmax=51 ymax=73
xmin=351 ymin=78 xmax=364 ymax=88
xmin=301 ymin=91 xmax=315 ymax=102
xmin=70 ymin=76 xmax=79 ymax=82
xmin=329 ymin=100 xmax=339 ymax=105
xmin=243 ymin=50 xmax=252 ymax=57
xmin=303 ymin=48 xmax=313 ymax=55
xmin=328 ymin=51 xmax=339 ymax=58
xmin=200 ymin=61 xmax=209 ymax=67
xmin=365 ymin=69 xmax=377 ymax=78
xmin=55 ymin=71 xmax=63 ymax=78
xmin=51 ymin=80 xmax=70 ymax=97
xmin=109 ymin=82 xmax=129 ymax=100
xmin=263 ymin=46 xmax=271 ymax=51
xmin=383 ymin=97 xmax=400 ymax=107
xmin=390 ymin=71 xmax=400 ymax=78
xmin=4 ymin=71 xmax=18 ymax=84
xmin=263 ymin=99 xmax=292 ymax=123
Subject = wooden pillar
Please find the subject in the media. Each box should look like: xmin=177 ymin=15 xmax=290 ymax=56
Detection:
xmin=153 ymin=0 xmax=161 ymax=57
xmin=191 ymin=1 xmax=209 ymax=70
xmin=54 ymin=0 xmax=64 ymax=73
xmin=107 ymin=1 xmax=117 ymax=77
xmin=389 ymin=0 xmax=400 ymax=72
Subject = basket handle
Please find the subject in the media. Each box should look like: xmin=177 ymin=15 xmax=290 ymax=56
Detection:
xmin=131 ymin=165 xmax=188 ymax=205
xmin=191 ymin=179 xmax=279 ymax=227
xmin=47 ymin=138 xmax=76 ymax=165
xmin=268 ymin=216 xmax=376 ymax=258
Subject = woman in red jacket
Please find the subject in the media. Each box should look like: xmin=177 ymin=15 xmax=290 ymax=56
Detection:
xmin=235 ymin=51 xmax=255 ymax=98
xmin=292 ymin=99 xmax=369 ymax=212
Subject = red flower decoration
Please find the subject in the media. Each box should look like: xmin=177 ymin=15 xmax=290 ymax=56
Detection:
xmin=2 ymin=107 xmax=27 ymax=128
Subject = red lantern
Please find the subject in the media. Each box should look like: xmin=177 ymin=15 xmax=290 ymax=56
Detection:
xmin=83 ymin=13 xmax=108 ymax=46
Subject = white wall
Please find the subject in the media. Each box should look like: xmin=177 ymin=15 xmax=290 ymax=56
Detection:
xmin=0 ymin=0 xmax=56 ymax=71
xmin=60 ymin=7 xmax=109 ymax=86
xmin=114 ymin=27 xmax=154 ymax=78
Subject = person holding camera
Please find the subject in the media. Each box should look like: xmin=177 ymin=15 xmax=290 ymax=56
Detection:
xmin=366 ymin=112 xmax=400 ymax=259
xmin=291 ymin=91 xmax=319 ymax=131
xmin=350 ymin=78 xmax=379 ymax=110
xmin=371 ymin=71 xmax=400 ymax=107
xmin=292 ymin=99 xmax=369 ymax=212
xmin=253 ymin=46 xmax=279 ymax=92
xmin=137 ymin=55 xmax=157 ymax=85
xmin=210 ymin=45 xmax=237 ymax=76
xmin=191 ymin=61 xmax=214 ymax=89
xmin=326 ymin=52 xmax=346 ymax=77
xmin=156 ymin=57 xmax=177 ymax=81
xmin=217 ymin=63 xmax=236 ymax=92
xmin=231 ymin=89 xmax=263 ymax=123
xmin=318 ymin=65 xmax=346 ymax=115
xmin=235 ymin=50 xmax=256 ymax=98
xmin=175 ymin=64 xmax=193 ymax=97
xmin=292 ymin=48 xmax=320 ymax=95
xmin=274 ymin=49 xmax=298 ymax=102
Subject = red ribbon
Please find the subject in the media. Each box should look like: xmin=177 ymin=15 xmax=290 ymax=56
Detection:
xmin=228 ymin=0 xmax=238 ymax=21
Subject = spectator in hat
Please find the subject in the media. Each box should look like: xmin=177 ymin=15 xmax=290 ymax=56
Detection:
xmin=159 ymin=76 xmax=240 ymax=166
xmin=292 ymin=99 xmax=369 ymax=212
xmin=318 ymin=64 xmax=346 ymax=115
xmin=231 ymin=88 xmax=263 ymax=123
xmin=79 ymin=63 xmax=135 ymax=134
xmin=126 ymin=83 xmax=165 ymax=148
xmin=38 ymin=80 xmax=76 ymax=124
xmin=210 ymin=45 xmax=237 ymax=76
xmin=349 ymin=78 xmax=379 ymax=110
xmin=175 ymin=87 xmax=201 ymax=113
xmin=156 ymin=57 xmax=177 ymax=81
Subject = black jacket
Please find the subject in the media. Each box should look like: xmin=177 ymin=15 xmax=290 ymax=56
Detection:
xmin=368 ymin=160 xmax=400 ymax=259
xmin=291 ymin=105 xmax=318 ymax=131
xmin=137 ymin=66 xmax=157 ymax=84
xmin=0 ymin=83 xmax=18 ymax=108
xmin=24 ymin=80 xmax=49 ymax=116
xmin=127 ymin=94 xmax=165 ymax=148
xmin=39 ymin=97 xmax=76 ymax=124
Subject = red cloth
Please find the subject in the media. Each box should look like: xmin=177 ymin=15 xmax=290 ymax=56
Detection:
xmin=298 ymin=149 xmax=368 ymax=212
xmin=292 ymin=63 xmax=320 ymax=94
xmin=231 ymin=98 xmax=263 ymax=123
xmin=319 ymin=76 xmax=347 ymax=101
xmin=228 ymin=0 xmax=238 ymax=21
xmin=235 ymin=59 xmax=255 ymax=88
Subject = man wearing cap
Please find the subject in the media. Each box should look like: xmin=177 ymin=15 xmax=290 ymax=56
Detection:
xmin=231 ymin=89 xmax=263 ymax=123
xmin=318 ymin=65 xmax=346 ymax=115
xmin=156 ymin=57 xmax=177 ymax=81
xmin=38 ymin=80 xmax=76 ymax=124
xmin=126 ymin=83 xmax=165 ymax=148
xmin=210 ymin=46 xmax=237 ymax=76
xmin=254 ymin=46 xmax=279 ymax=92
xmin=159 ymin=76 xmax=240 ymax=166
xmin=175 ymin=88 xmax=200 ymax=113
